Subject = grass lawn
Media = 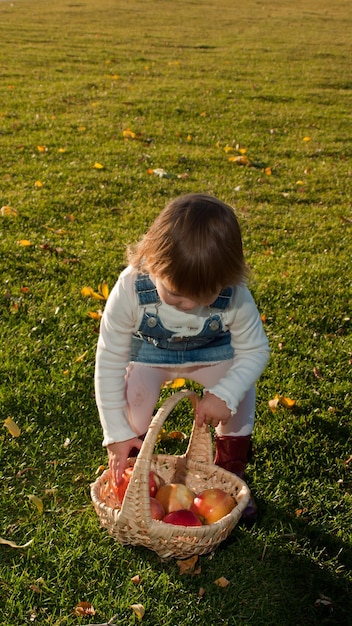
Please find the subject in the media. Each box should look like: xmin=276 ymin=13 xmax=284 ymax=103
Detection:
xmin=0 ymin=0 xmax=351 ymax=624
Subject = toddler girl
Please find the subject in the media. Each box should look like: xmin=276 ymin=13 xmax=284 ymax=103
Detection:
xmin=95 ymin=193 xmax=270 ymax=521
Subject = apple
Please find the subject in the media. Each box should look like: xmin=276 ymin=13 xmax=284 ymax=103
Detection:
xmin=150 ymin=497 xmax=165 ymax=520
xmin=191 ymin=488 xmax=235 ymax=524
xmin=149 ymin=470 xmax=165 ymax=497
xmin=116 ymin=467 xmax=164 ymax=504
xmin=162 ymin=509 xmax=203 ymax=526
xmin=155 ymin=483 xmax=196 ymax=514
xmin=116 ymin=466 xmax=134 ymax=503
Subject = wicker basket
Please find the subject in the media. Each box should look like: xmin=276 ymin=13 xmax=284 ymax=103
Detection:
xmin=90 ymin=389 xmax=251 ymax=560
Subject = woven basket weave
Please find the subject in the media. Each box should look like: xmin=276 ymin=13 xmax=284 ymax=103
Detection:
xmin=90 ymin=389 xmax=251 ymax=559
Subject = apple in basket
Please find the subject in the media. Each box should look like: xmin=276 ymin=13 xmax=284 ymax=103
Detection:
xmin=155 ymin=483 xmax=196 ymax=514
xmin=190 ymin=488 xmax=236 ymax=524
xmin=163 ymin=509 xmax=203 ymax=527
xmin=116 ymin=467 xmax=164 ymax=504
xmin=150 ymin=497 xmax=165 ymax=520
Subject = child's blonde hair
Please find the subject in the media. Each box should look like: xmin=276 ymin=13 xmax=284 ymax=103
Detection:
xmin=128 ymin=193 xmax=247 ymax=300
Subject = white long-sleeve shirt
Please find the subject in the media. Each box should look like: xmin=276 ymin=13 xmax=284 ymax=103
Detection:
xmin=95 ymin=265 xmax=270 ymax=445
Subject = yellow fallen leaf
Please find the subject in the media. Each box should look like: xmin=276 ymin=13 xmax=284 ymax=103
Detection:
xmin=18 ymin=239 xmax=32 ymax=246
xmin=214 ymin=576 xmax=230 ymax=587
xmin=76 ymin=350 xmax=88 ymax=363
xmin=1 ymin=205 xmax=18 ymax=216
xmin=168 ymin=378 xmax=186 ymax=388
xmin=279 ymin=396 xmax=296 ymax=409
xmin=81 ymin=286 xmax=94 ymax=297
xmin=34 ymin=180 xmax=43 ymax=188
xmin=99 ymin=280 xmax=109 ymax=299
xmin=37 ymin=145 xmax=46 ymax=152
xmin=187 ymin=134 xmax=192 ymax=141
xmin=4 ymin=417 xmax=21 ymax=437
xmin=228 ymin=155 xmax=251 ymax=166
xmin=269 ymin=394 xmax=296 ymax=411
xmin=58 ymin=147 xmax=66 ymax=153
xmin=238 ymin=147 xmax=247 ymax=154
xmin=0 ymin=537 xmax=33 ymax=549
xmin=303 ymin=136 xmax=311 ymax=142
xmin=223 ymin=145 xmax=234 ymax=153
xmin=130 ymin=603 xmax=145 ymax=620
xmin=93 ymin=162 xmax=104 ymax=169
xmin=123 ymin=128 xmax=136 ymax=139
xmin=88 ymin=311 xmax=102 ymax=320
xmin=27 ymin=495 xmax=44 ymax=515
xmin=265 ymin=167 xmax=272 ymax=176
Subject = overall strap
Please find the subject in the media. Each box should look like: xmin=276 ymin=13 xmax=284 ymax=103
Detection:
xmin=135 ymin=273 xmax=160 ymax=305
xmin=210 ymin=286 xmax=234 ymax=310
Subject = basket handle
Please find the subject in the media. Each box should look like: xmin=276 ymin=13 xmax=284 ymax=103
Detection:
xmin=118 ymin=389 xmax=214 ymax=524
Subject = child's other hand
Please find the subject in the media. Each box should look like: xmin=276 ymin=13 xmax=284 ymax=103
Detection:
xmin=107 ymin=438 xmax=143 ymax=486
xmin=196 ymin=392 xmax=231 ymax=428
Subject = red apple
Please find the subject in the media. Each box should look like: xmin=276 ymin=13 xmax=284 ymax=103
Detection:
xmin=155 ymin=483 xmax=195 ymax=514
xmin=162 ymin=509 xmax=203 ymax=526
xmin=150 ymin=497 xmax=165 ymax=520
xmin=191 ymin=488 xmax=235 ymax=524
xmin=115 ymin=467 xmax=164 ymax=504
xmin=149 ymin=470 xmax=165 ymax=497
xmin=116 ymin=466 xmax=134 ymax=504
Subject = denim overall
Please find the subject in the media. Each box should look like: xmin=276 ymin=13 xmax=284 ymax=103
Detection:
xmin=130 ymin=274 xmax=235 ymax=365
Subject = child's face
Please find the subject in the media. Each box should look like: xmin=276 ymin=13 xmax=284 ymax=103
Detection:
xmin=155 ymin=278 xmax=218 ymax=311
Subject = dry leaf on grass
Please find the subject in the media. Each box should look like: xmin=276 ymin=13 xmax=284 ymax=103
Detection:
xmin=0 ymin=537 xmax=33 ymax=549
xmin=130 ymin=604 xmax=145 ymax=620
xmin=4 ymin=416 xmax=21 ymax=437
xmin=214 ymin=576 xmax=230 ymax=587
xmin=73 ymin=601 xmax=96 ymax=616
xmin=176 ymin=555 xmax=199 ymax=574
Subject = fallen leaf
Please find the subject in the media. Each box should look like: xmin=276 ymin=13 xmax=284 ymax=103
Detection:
xmin=37 ymin=145 xmax=47 ymax=152
xmin=313 ymin=367 xmax=324 ymax=380
xmin=17 ymin=239 xmax=32 ymax=246
xmin=4 ymin=416 xmax=21 ymax=437
xmin=168 ymin=378 xmax=186 ymax=388
xmin=34 ymin=180 xmax=43 ymax=188
xmin=167 ymin=430 xmax=187 ymax=440
xmin=88 ymin=311 xmax=103 ymax=320
xmin=99 ymin=281 xmax=109 ymax=299
xmin=176 ymin=555 xmax=199 ymax=574
xmin=279 ymin=396 xmax=296 ymax=409
xmin=76 ymin=350 xmax=88 ymax=362
xmin=131 ymin=574 xmax=141 ymax=585
xmin=123 ymin=128 xmax=136 ymax=139
xmin=228 ymin=155 xmax=251 ymax=166
xmin=214 ymin=576 xmax=230 ymax=587
xmin=1 ymin=205 xmax=18 ymax=216
xmin=130 ymin=604 xmax=145 ymax=620
xmin=74 ymin=601 xmax=96 ymax=616
xmin=303 ymin=136 xmax=311 ymax=142
xmin=269 ymin=394 xmax=296 ymax=411
xmin=314 ymin=594 xmax=333 ymax=610
xmin=93 ymin=162 xmax=104 ymax=169
xmin=81 ymin=286 xmax=94 ymax=297
xmin=0 ymin=537 xmax=33 ymax=549
xmin=27 ymin=495 xmax=44 ymax=515
xmin=198 ymin=587 xmax=206 ymax=598
xmin=339 ymin=215 xmax=352 ymax=224
xmin=148 ymin=168 xmax=169 ymax=178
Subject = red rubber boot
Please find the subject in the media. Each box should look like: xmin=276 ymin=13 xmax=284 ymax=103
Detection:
xmin=214 ymin=435 xmax=258 ymax=524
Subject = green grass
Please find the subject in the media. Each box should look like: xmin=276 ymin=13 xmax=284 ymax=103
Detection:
xmin=0 ymin=0 xmax=351 ymax=624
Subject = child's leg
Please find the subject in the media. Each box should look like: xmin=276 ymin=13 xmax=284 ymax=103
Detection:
xmin=186 ymin=361 xmax=255 ymax=436
xmin=125 ymin=363 xmax=172 ymax=436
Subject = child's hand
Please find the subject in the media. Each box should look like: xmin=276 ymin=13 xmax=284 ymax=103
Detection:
xmin=196 ymin=392 xmax=231 ymax=428
xmin=107 ymin=438 xmax=143 ymax=486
